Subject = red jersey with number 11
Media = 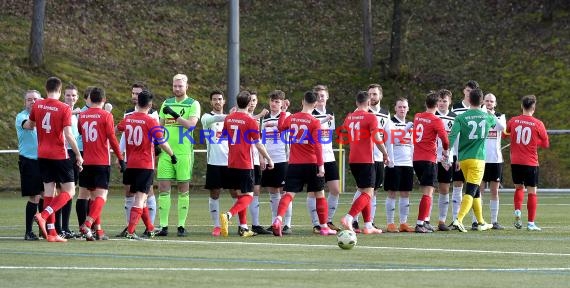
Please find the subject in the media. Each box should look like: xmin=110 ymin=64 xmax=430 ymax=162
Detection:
xmin=506 ymin=115 xmax=549 ymax=166
xmin=117 ymin=112 xmax=161 ymax=169
xmin=342 ymin=110 xmax=378 ymax=164
xmin=79 ymin=107 xmax=123 ymax=165
xmin=29 ymin=98 xmax=72 ymax=160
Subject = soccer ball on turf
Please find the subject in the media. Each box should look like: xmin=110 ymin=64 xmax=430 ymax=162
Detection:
xmin=337 ymin=230 xmax=357 ymax=250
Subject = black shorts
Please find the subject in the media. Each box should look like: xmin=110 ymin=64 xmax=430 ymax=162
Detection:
xmin=511 ymin=164 xmax=539 ymax=187
xmin=67 ymin=149 xmax=82 ymax=185
xmin=254 ymin=165 xmax=262 ymax=186
xmin=19 ymin=156 xmax=43 ymax=197
xmin=324 ymin=161 xmax=340 ymax=182
xmin=227 ymin=168 xmax=254 ymax=193
xmin=261 ymin=162 xmax=288 ymax=188
xmin=123 ymin=168 xmax=154 ymax=194
xmin=413 ymin=161 xmax=437 ymax=187
xmin=437 ymin=162 xmax=454 ymax=184
xmin=350 ymin=163 xmax=376 ymax=189
xmin=79 ymin=165 xmax=111 ymax=190
xmin=38 ymin=158 xmax=75 ymax=184
xmin=284 ymin=164 xmax=325 ymax=193
xmin=482 ymin=163 xmax=503 ymax=183
xmin=374 ymin=161 xmax=385 ymax=189
xmin=384 ymin=166 xmax=414 ymax=191
xmin=205 ymin=164 xmax=231 ymax=190
xmin=452 ymin=161 xmax=465 ymax=182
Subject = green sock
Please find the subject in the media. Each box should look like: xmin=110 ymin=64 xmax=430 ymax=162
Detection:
xmin=158 ymin=191 xmax=171 ymax=228
xmin=178 ymin=192 xmax=190 ymax=227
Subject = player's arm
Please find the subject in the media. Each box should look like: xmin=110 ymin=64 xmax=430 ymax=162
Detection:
xmin=311 ymin=121 xmax=325 ymax=177
xmin=448 ymin=118 xmax=460 ymax=149
xmin=64 ymin=125 xmax=83 ymax=168
xmin=255 ymin=142 xmax=273 ymax=169
xmin=106 ymin=115 xmax=123 ymax=161
xmin=277 ymin=111 xmax=291 ymax=132
xmin=383 ymin=121 xmax=395 ymax=167
xmin=373 ymin=132 xmax=389 ymax=164
xmin=538 ymin=121 xmax=550 ymax=149
xmin=495 ymin=114 xmax=506 ymax=132
xmin=253 ymin=109 xmax=269 ymax=120
xmin=22 ymin=119 xmax=35 ymax=130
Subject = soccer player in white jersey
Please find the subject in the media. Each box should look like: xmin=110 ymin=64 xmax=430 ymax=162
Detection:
xmin=308 ymin=85 xmax=342 ymax=233
xmin=450 ymin=80 xmax=480 ymax=230
xmin=383 ymin=98 xmax=416 ymax=233
xmin=434 ymin=89 xmax=457 ymax=231
xmin=479 ymin=93 xmax=506 ymax=229
xmin=352 ymin=83 xmax=391 ymax=232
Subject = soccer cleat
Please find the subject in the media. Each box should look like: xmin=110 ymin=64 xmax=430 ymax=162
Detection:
xmin=319 ymin=226 xmax=338 ymax=236
xmin=399 ymin=223 xmax=415 ymax=233
xmin=492 ymin=222 xmax=505 ymax=230
xmin=477 ymin=222 xmax=493 ymax=231
xmin=211 ymin=227 xmax=221 ymax=237
xmin=312 ymin=225 xmax=321 ymax=234
xmin=238 ymin=227 xmax=257 ymax=237
xmin=415 ymin=224 xmax=432 ymax=233
xmin=327 ymin=222 xmax=341 ymax=232
xmin=115 ymin=227 xmax=128 ymax=237
xmin=251 ymin=225 xmax=272 ymax=235
xmin=448 ymin=222 xmax=459 ymax=231
xmin=340 ymin=216 xmax=353 ymax=232
xmin=34 ymin=212 xmax=47 ymax=239
xmin=437 ymin=222 xmax=451 ymax=231
xmin=424 ymin=221 xmax=435 ymax=232
xmin=95 ymin=231 xmax=109 ymax=240
xmin=141 ymin=229 xmax=156 ymax=239
xmin=352 ymin=221 xmax=361 ymax=234
xmin=220 ymin=213 xmax=230 ymax=237
xmin=80 ymin=224 xmax=95 ymax=241
xmin=386 ymin=223 xmax=399 ymax=233
xmin=46 ymin=235 xmax=68 ymax=242
xmin=156 ymin=226 xmax=169 ymax=236
xmin=471 ymin=222 xmax=478 ymax=231
xmin=61 ymin=230 xmax=77 ymax=239
xmin=272 ymin=218 xmax=283 ymax=237
xmin=363 ymin=227 xmax=383 ymax=234
xmin=125 ymin=233 xmax=142 ymax=240
xmin=24 ymin=231 xmax=40 ymax=241
xmin=282 ymin=225 xmax=292 ymax=235
xmin=514 ymin=210 xmax=522 ymax=229
xmin=527 ymin=223 xmax=542 ymax=231
xmin=452 ymin=219 xmax=467 ymax=232
xmin=177 ymin=226 xmax=188 ymax=237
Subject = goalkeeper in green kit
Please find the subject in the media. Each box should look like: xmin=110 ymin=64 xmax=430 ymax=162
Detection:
xmin=156 ymin=74 xmax=201 ymax=237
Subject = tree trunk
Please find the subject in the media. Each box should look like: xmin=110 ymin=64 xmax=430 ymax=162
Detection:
xmin=389 ymin=0 xmax=402 ymax=77
xmin=29 ymin=0 xmax=46 ymax=68
xmin=362 ymin=0 xmax=373 ymax=69
xmin=542 ymin=0 xmax=554 ymax=22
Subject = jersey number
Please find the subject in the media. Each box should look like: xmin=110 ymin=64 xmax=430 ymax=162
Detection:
xmin=81 ymin=121 xmax=98 ymax=142
xmin=514 ymin=125 xmax=531 ymax=145
xmin=125 ymin=125 xmax=143 ymax=146
xmin=41 ymin=112 xmax=52 ymax=133
xmin=415 ymin=123 xmax=424 ymax=142
xmin=467 ymin=120 xmax=486 ymax=139
xmin=290 ymin=123 xmax=309 ymax=143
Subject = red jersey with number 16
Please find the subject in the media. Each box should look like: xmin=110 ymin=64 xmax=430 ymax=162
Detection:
xmin=79 ymin=107 xmax=123 ymax=165
xmin=278 ymin=111 xmax=323 ymax=165
xmin=29 ymin=98 xmax=72 ymax=160
xmin=413 ymin=112 xmax=449 ymax=162
xmin=342 ymin=110 xmax=378 ymax=164
xmin=117 ymin=112 xmax=161 ymax=169
xmin=506 ymin=115 xmax=549 ymax=166
xmin=224 ymin=111 xmax=260 ymax=169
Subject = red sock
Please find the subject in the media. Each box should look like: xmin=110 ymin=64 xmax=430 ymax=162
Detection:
xmin=527 ymin=193 xmax=537 ymax=222
xmin=85 ymin=197 xmax=106 ymax=228
xmin=362 ymin=203 xmax=371 ymax=223
xmin=316 ymin=197 xmax=328 ymax=225
xmin=238 ymin=210 xmax=247 ymax=225
xmin=94 ymin=215 xmax=101 ymax=227
xmin=348 ymin=193 xmax=371 ymax=217
xmin=127 ymin=207 xmax=142 ymax=234
xmin=141 ymin=207 xmax=155 ymax=231
xmin=228 ymin=194 xmax=253 ymax=217
xmin=417 ymin=195 xmax=431 ymax=221
xmin=41 ymin=192 xmax=72 ymax=220
xmin=42 ymin=197 xmax=57 ymax=236
xmin=276 ymin=193 xmax=294 ymax=218
xmin=40 ymin=196 xmax=53 ymax=220
xmin=514 ymin=187 xmax=524 ymax=210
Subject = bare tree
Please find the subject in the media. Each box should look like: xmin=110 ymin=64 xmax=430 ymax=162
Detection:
xmin=362 ymin=0 xmax=373 ymax=69
xmin=389 ymin=0 xmax=402 ymax=77
xmin=29 ymin=0 xmax=46 ymax=68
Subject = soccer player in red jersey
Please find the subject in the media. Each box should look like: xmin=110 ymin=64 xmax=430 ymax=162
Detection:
xmin=339 ymin=91 xmax=389 ymax=234
xmin=219 ymin=91 xmax=274 ymax=237
xmin=24 ymin=77 xmax=84 ymax=242
xmin=76 ymin=87 xmax=125 ymax=240
xmin=269 ymin=90 xmax=335 ymax=237
xmin=117 ymin=90 xmax=177 ymax=239
xmin=505 ymin=95 xmax=549 ymax=231
xmin=412 ymin=91 xmax=450 ymax=233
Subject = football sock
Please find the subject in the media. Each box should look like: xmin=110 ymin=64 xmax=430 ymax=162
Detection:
xmin=316 ymin=197 xmax=328 ymax=225
xmin=238 ymin=210 xmax=247 ymax=225
xmin=514 ymin=187 xmax=524 ymax=210
xmin=141 ymin=207 xmax=155 ymax=231
xmin=146 ymin=195 xmax=157 ymax=224
xmin=490 ymin=199 xmax=499 ymax=223
xmin=249 ymin=195 xmax=260 ymax=226
xmin=209 ymin=197 xmax=220 ymax=227
xmin=269 ymin=192 xmax=281 ymax=220
xmin=285 ymin=201 xmax=293 ymax=227
xmin=327 ymin=194 xmax=339 ymax=222
xmin=76 ymin=198 xmax=89 ymax=227
xmin=277 ymin=193 xmax=293 ymax=218
xmin=158 ymin=191 xmax=171 ymax=228
xmin=416 ymin=195 xmax=431 ymax=225
xmin=125 ymin=196 xmax=134 ymax=225
xmin=472 ymin=197 xmax=484 ymax=224
xmin=352 ymin=190 xmax=361 ymax=222
xmin=85 ymin=197 xmax=106 ymax=228
xmin=348 ymin=193 xmax=371 ymax=217
xmin=307 ymin=196 xmax=319 ymax=226
xmin=457 ymin=194 xmax=474 ymax=222
xmin=362 ymin=203 xmax=371 ymax=223
xmin=25 ymin=201 xmax=38 ymax=233
xmin=60 ymin=199 xmax=72 ymax=232
xmin=399 ymin=197 xmax=410 ymax=224
xmin=527 ymin=193 xmax=537 ymax=222
xmin=370 ymin=195 xmax=377 ymax=223
xmin=451 ymin=186 xmax=463 ymax=220
xmin=127 ymin=207 xmax=142 ymax=234
xmin=55 ymin=208 xmax=63 ymax=234
xmin=438 ymin=193 xmax=449 ymax=222
xmin=385 ymin=197 xmax=396 ymax=224
xmin=41 ymin=192 xmax=71 ymax=220
xmin=178 ymin=192 xmax=189 ymax=227
xmin=229 ymin=194 xmax=253 ymax=216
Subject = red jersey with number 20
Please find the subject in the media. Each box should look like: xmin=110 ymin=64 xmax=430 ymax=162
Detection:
xmin=224 ymin=111 xmax=260 ymax=169
xmin=342 ymin=110 xmax=378 ymax=164
xmin=117 ymin=112 xmax=161 ymax=169
xmin=278 ymin=111 xmax=323 ymax=165
xmin=506 ymin=115 xmax=549 ymax=166
xmin=29 ymin=98 xmax=72 ymax=160
xmin=79 ymin=107 xmax=123 ymax=165
xmin=413 ymin=112 xmax=449 ymax=162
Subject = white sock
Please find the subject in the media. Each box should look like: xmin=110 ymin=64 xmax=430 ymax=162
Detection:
xmin=269 ymin=193 xmax=281 ymax=221
xmin=146 ymin=195 xmax=157 ymax=224
xmin=209 ymin=197 xmax=220 ymax=227
xmin=438 ymin=193 xmax=449 ymax=222
xmin=344 ymin=214 xmax=354 ymax=226
xmin=490 ymin=199 xmax=499 ymax=224
xmin=399 ymin=197 xmax=410 ymax=224
xmin=327 ymin=194 xmax=339 ymax=223
xmin=125 ymin=197 xmax=134 ymax=226
xmin=352 ymin=190 xmax=361 ymax=222
xmin=249 ymin=196 xmax=260 ymax=226
xmin=471 ymin=211 xmax=478 ymax=224
xmin=451 ymin=187 xmax=463 ymax=219
xmin=307 ymin=197 xmax=319 ymax=226
xmin=385 ymin=197 xmax=396 ymax=224
xmin=284 ymin=201 xmax=293 ymax=227
xmin=364 ymin=222 xmax=373 ymax=229
xmin=370 ymin=195 xmax=377 ymax=223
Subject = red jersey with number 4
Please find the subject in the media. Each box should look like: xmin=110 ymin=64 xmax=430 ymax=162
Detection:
xmin=506 ymin=115 xmax=549 ymax=166
xmin=413 ymin=112 xmax=449 ymax=162
xmin=79 ymin=107 xmax=123 ymax=165
xmin=224 ymin=111 xmax=260 ymax=169
xmin=29 ymin=98 xmax=72 ymax=160
xmin=117 ymin=112 xmax=161 ymax=169
xmin=342 ymin=110 xmax=378 ymax=164
xmin=278 ymin=111 xmax=323 ymax=165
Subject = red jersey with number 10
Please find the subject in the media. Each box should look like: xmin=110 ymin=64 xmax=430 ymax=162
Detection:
xmin=224 ymin=111 xmax=260 ymax=169
xmin=413 ymin=112 xmax=449 ymax=162
xmin=342 ymin=110 xmax=378 ymax=164
xmin=506 ymin=115 xmax=549 ymax=166
xmin=278 ymin=111 xmax=323 ymax=165
xmin=29 ymin=98 xmax=72 ymax=160
xmin=117 ymin=112 xmax=161 ymax=169
xmin=79 ymin=107 xmax=123 ymax=165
